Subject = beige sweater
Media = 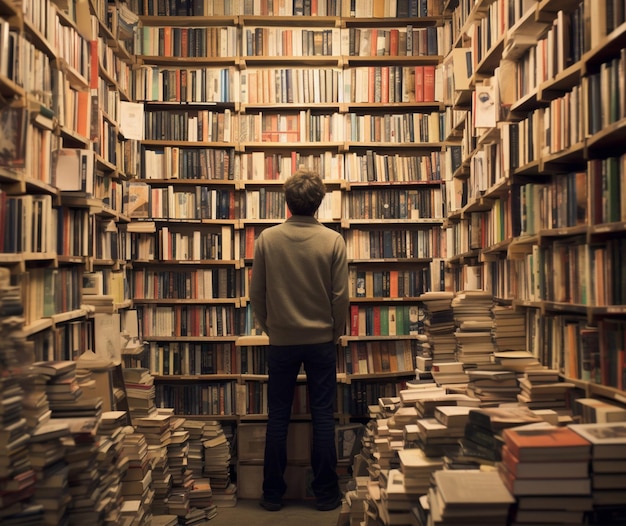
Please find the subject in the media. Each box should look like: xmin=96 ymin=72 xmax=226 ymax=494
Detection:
xmin=249 ymin=215 xmax=349 ymax=346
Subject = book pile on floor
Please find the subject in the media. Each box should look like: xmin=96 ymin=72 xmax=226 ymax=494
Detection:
xmin=122 ymin=368 xmax=156 ymax=421
xmin=516 ymin=368 xmax=576 ymax=410
xmin=491 ymin=305 xmax=526 ymax=353
xmin=570 ymin=422 xmax=626 ymax=525
xmin=465 ymin=369 xmax=520 ymax=405
xmin=201 ymin=421 xmax=236 ymax=508
xmin=452 ymin=290 xmax=495 ymax=369
xmin=96 ymin=410 xmax=130 ymax=524
xmin=119 ymin=430 xmax=152 ymax=525
xmin=422 ymin=469 xmax=514 ymax=526
xmin=418 ymin=292 xmax=456 ymax=363
xmin=498 ymin=423 xmax=593 ymax=525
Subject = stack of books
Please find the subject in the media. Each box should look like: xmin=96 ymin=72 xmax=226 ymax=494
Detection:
xmin=491 ymin=350 xmax=541 ymax=372
xmin=516 ymin=369 xmax=576 ymax=410
xmin=181 ymin=420 xmax=207 ymax=480
xmin=189 ymin=479 xmax=217 ymax=521
xmin=202 ymin=422 xmax=235 ymax=507
xmin=397 ymin=448 xmax=443 ymax=496
xmin=499 ymin=423 xmax=593 ymax=524
xmin=418 ymin=292 xmax=456 ymax=363
xmin=119 ymin=431 xmax=152 ymax=525
xmin=429 ymin=361 xmax=468 ymax=389
xmin=166 ymin=424 xmax=194 ymax=519
xmin=459 ymin=406 xmax=545 ymax=464
xmin=452 ymin=290 xmax=495 ymax=368
xmin=570 ymin=422 xmax=626 ymax=525
xmin=0 ymin=375 xmax=38 ymax=521
xmin=466 ymin=369 xmax=520 ymax=405
xmin=96 ymin=411 xmax=129 ymax=524
xmin=427 ymin=469 xmax=514 ymax=525
xmin=63 ymin=417 xmax=103 ymax=524
xmin=122 ymin=368 xmax=156 ymax=421
xmin=28 ymin=419 xmax=71 ymax=525
xmin=491 ymin=305 xmax=527 ymax=352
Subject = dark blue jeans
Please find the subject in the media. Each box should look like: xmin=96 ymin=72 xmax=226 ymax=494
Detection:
xmin=262 ymin=341 xmax=340 ymax=505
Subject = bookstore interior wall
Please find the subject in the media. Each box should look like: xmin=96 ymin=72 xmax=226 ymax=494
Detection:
xmin=1 ymin=0 xmax=626 ymax=430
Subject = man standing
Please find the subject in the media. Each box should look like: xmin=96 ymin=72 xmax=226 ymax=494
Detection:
xmin=249 ymin=169 xmax=349 ymax=512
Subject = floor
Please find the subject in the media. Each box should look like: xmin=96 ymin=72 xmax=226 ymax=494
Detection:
xmin=210 ymin=499 xmax=345 ymax=526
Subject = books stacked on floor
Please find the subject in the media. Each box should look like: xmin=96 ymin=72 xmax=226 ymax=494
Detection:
xmin=0 ymin=374 xmax=38 ymax=522
xmin=202 ymin=422 xmax=235 ymax=507
xmin=452 ymin=290 xmax=495 ymax=368
xmin=460 ymin=406 xmax=545 ymax=465
xmin=426 ymin=469 xmax=515 ymax=526
xmin=122 ymin=368 xmax=156 ymax=421
xmin=569 ymin=422 xmax=626 ymax=525
xmin=28 ymin=418 xmax=71 ymax=525
xmin=166 ymin=424 xmax=194 ymax=519
xmin=491 ymin=350 xmax=542 ymax=372
xmin=418 ymin=292 xmax=456 ymax=363
xmin=574 ymin=397 xmax=626 ymax=424
xmin=189 ymin=479 xmax=217 ymax=521
xmin=414 ymin=393 xmax=480 ymax=419
xmin=62 ymin=416 xmax=104 ymax=524
xmin=491 ymin=305 xmax=527 ymax=353
xmin=134 ymin=412 xmax=173 ymax=515
xmin=499 ymin=423 xmax=593 ymax=525
xmin=19 ymin=375 xmax=51 ymax=433
xmin=119 ymin=430 xmax=152 ymax=525
xmin=466 ymin=369 xmax=520 ymax=405
xmin=413 ymin=334 xmax=433 ymax=382
xmin=181 ymin=420 xmax=206 ymax=480
xmin=412 ymin=416 xmax=462 ymax=459
xmin=398 ymin=448 xmax=443 ymax=495
xmin=343 ymin=476 xmax=369 ymax=526
xmin=429 ymin=361 xmax=468 ymax=389
xmin=96 ymin=411 xmax=129 ymax=524
xmin=517 ymin=369 xmax=576 ymax=410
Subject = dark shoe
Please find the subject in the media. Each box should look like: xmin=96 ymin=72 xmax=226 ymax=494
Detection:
xmin=259 ymin=497 xmax=282 ymax=512
xmin=316 ymin=494 xmax=342 ymax=511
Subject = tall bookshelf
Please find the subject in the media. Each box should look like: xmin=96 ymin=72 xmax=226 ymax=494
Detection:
xmin=116 ymin=0 xmax=449 ymax=420
xmin=0 ymin=0 xmax=139 ymax=365
xmin=442 ymin=0 xmax=626 ymax=404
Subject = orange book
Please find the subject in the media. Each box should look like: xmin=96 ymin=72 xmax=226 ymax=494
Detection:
xmin=76 ymin=90 xmax=91 ymax=138
xmin=163 ymin=26 xmax=172 ymax=56
xmin=414 ymin=66 xmax=424 ymax=102
xmin=502 ymin=425 xmax=592 ymax=462
xmin=389 ymin=270 xmax=399 ymax=297
xmin=180 ymin=28 xmax=188 ymax=57
xmin=423 ymin=65 xmax=436 ymax=101
xmin=389 ymin=29 xmax=399 ymax=56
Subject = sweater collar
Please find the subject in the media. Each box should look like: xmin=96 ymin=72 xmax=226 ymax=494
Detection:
xmin=286 ymin=215 xmax=320 ymax=225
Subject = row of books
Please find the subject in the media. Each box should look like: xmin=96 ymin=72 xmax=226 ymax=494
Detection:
xmin=137 ymin=304 xmax=239 ymax=338
xmin=344 ymin=229 xmax=444 ymax=260
xmin=346 ymin=187 xmax=444 ymax=220
xmin=130 ymin=0 xmax=439 ymax=17
xmin=143 ymin=109 xmax=234 ymax=143
xmin=139 ymin=26 xmax=238 ymax=58
xmin=130 ymin=268 xmax=238 ymax=300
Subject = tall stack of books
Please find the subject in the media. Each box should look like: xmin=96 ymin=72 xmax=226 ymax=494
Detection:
xmin=418 ymin=292 xmax=456 ymax=363
xmin=165 ymin=423 xmax=193 ymax=519
xmin=499 ymin=424 xmax=593 ymax=524
xmin=134 ymin=412 xmax=173 ymax=515
xmin=28 ymin=419 xmax=72 ymax=524
xmin=63 ymin=417 xmax=103 ymax=523
xmin=451 ymin=290 xmax=495 ymax=368
xmin=122 ymin=368 xmax=156 ymax=421
xmin=202 ymin=421 xmax=235 ymax=508
xmin=0 ymin=377 xmax=38 ymax=521
xmin=491 ymin=305 xmax=527 ymax=353
xmin=570 ymin=422 xmax=626 ymax=525
xmin=119 ymin=431 xmax=152 ymax=525
xmin=96 ymin=411 xmax=129 ymax=524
